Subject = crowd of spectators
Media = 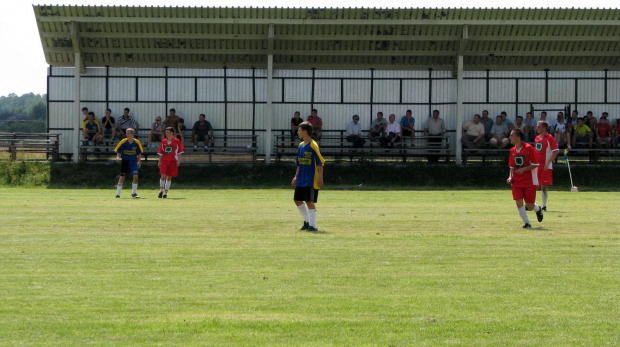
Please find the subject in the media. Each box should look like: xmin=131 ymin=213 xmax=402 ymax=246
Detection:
xmin=461 ymin=110 xmax=619 ymax=150
xmin=79 ymin=107 xmax=216 ymax=151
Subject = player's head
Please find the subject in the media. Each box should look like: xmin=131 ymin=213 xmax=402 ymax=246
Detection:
xmin=126 ymin=128 xmax=135 ymax=139
xmin=510 ymin=129 xmax=524 ymax=145
xmin=165 ymin=127 xmax=175 ymax=138
xmin=537 ymin=120 xmax=549 ymax=135
xmin=298 ymin=121 xmax=313 ymax=139
xmin=87 ymin=111 xmax=95 ymax=121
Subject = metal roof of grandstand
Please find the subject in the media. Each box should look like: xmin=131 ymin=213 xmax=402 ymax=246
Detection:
xmin=34 ymin=6 xmax=620 ymax=71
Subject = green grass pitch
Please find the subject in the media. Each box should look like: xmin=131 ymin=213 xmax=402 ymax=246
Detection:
xmin=0 ymin=188 xmax=618 ymax=346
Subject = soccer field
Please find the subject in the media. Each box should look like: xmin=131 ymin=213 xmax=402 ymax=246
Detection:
xmin=1 ymin=188 xmax=618 ymax=346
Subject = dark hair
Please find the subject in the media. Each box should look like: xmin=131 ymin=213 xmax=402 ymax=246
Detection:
xmin=311 ymin=109 xmax=318 ymax=114
xmin=165 ymin=127 xmax=175 ymax=133
xmin=294 ymin=111 xmax=300 ymax=116
xmin=473 ymin=114 xmax=480 ymax=119
xmin=406 ymin=109 xmax=412 ymax=114
xmin=501 ymin=111 xmax=507 ymax=116
xmin=352 ymin=114 xmax=359 ymax=119
xmin=377 ymin=111 xmax=383 ymax=116
xmin=526 ymin=112 xmax=532 ymax=116
xmin=587 ymin=111 xmax=593 ymax=115
xmin=512 ymin=129 xmax=524 ymax=140
xmin=482 ymin=110 xmax=488 ymax=114
xmin=516 ymin=115 xmax=523 ymax=120
xmin=82 ymin=107 xmax=88 ymax=111
xmin=199 ymin=114 xmax=205 ymax=118
xmin=573 ymin=110 xmax=579 ymax=115
xmin=433 ymin=109 xmax=439 ymax=114
xmin=124 ymin=108 xmax=130 ymax=112
xmin=105 ymin=108 xmax=111 ymax=112
xmin=299 ymin=121 xmax=313 ymax=134
xmin=178 ymin=118 xmax=184 ymax=123
xmin=541 ymin=111 xmax=547 ymax=116
xmin=578 ymin=117 xmax=584 ymax=122
xmin=170 ymin=108 xmax=176 ymax=113
xmin=87 ymin=111 xmax=95 ymax=116
xmin=602 ymin=112 xmax=609 ymax=116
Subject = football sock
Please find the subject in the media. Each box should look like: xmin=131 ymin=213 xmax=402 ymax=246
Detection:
xmin=533 ymin=203 xmax=541 ymax=212
xmin=164 ymin=180 xmax=171 ymax=192
xmin=296 ymin=204 xmax=309 ymax=222
xmin=542 ymin=191 xmax=548 ymax=206
xmin=308 ymin=208 xmax=317 ymax=228
xmin=159 ymin=179 xmax=165 ymax=191
xmin=132 ymin=183 xmax=138 ymax=195
xmin=116 ymin=183 xmax=122 ymax=196
xmin=518 ymin=206 xmax=530 ymax=224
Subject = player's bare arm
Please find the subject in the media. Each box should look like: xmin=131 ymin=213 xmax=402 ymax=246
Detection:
xmin=317 ymin=166 xmax=324 ymax=188
xmin=291 ymin=167 xmax=300 ymax=187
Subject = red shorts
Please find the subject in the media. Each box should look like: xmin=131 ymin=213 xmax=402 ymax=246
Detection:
xmin=538 ymin=168 xmax=553 ymax=186
xmin=160 ymin=160 xmax=179 ymax=177
xmin=512 ymin=185 xmax=537 ymax=204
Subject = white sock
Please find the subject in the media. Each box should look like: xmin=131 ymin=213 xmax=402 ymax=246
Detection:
xmin=116 ymin=183 xmax=122 ymax=196
xmin=296 ymin=204 xmax=309 ymax=222
xmin=164 ymin=180 xmax=171 ymax=192
xmin=132 ymin=183 xmax=138 ymax=194
xmin=518 ymin=206 xmax=530 ymax=224
xmin=308 ymin=209 xmax=317 ymax=228
xmin=533 ymin=203 xmax=541 ymax=212
xmin=542 ymin=191 xmax=548 ymax=206
xmin=160 ymin=179 xmax=165 ymax=190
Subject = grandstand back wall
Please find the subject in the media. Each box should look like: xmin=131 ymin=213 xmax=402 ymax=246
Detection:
xmin=47 ymin=67 xmax=620 ymax=155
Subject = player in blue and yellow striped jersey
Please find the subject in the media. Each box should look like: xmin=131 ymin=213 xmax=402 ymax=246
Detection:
xmin=291 ymin=121 xmax=325 ymax=232
xmin=114 ymin=128 xmax=144 ymax=198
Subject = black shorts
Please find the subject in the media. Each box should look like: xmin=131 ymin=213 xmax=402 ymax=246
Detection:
xmin=294 ymin=186 xmax=319 ymax=203
xmin=120 ymin=159 xmax=139 ymax=176
xmin=402 ymin=129 xmax=413 ymax=136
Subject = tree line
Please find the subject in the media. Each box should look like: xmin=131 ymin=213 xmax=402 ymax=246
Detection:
xmin=0 ymin=93 xmax=47 ymax=133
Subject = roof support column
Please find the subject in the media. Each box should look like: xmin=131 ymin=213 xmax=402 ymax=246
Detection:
xmin=73 ymin=53 xmax=81 ymax=163
xmin=455 ymin=54 xmax=464 ymax=165
xmin=264 ymin=24 xmax=275 ymax=164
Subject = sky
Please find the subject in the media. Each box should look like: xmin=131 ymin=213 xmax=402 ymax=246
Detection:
xmin=0 ymin=0 xmax=617 ymax=98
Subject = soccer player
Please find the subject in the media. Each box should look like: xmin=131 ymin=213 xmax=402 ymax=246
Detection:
xmin=535 ymin=121 xmax=559 ymax=211
xmin=507 ymin=129 xmax=544 ymax=229
xmin=114 ymin=128 xmax=143 ymax=198
xmin=157 ymin=127 xmax=184 ymax=198
xmin=292 ymin=121 xmax=325 ymax=232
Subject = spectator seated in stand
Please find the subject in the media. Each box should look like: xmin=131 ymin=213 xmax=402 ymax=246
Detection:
xmin=613 ymin=116 xmax=620 ymax=148
xmin=116 ymin=108 xmax=139 ymax=140
xmin=345 ymin=114 xmax=366 ymax=148
xmin=192 ymin=113 xmax=214 ymax=152
xmin=176 ymin=118 xmax=187 ymax=143
xmin=290 ymin=111 xmax=303 ymax=146
xmin=381 ymin=114 xmax=401 ymax=148
xmin=101 ymin=108 xmax=115 ymax=143
xmin=83 ymin=112 xmax=104 ymax=146
xmin=523 ymin=112 xmax=537 ymax=143
xmin=553 ymin=113 xmax=568 ymax=148
xmin=307 ymin=108 xmax=323 ymax=141
xmin=399 ymin=110 xmax=415 ymax=146
xmin=595 ymin=115 xmax=613 ymax=148
xmin=147 ymin=116 xmax=164 ymax=148
xmin=461 ymin=114 xmax=485 ymax=149
xmin=368 ymin=111 xmax=387 ymax=142
xmin=490 ymin=115 xmax=510 ymax=148
xmin=572 ymin=117 xmax=593 ymax=148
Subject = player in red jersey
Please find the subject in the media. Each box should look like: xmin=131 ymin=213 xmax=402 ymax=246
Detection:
xmin=507 ymin=129 xmax=544 ymax=229
xmin=535 ymin=121 xmax=559 ymax=211
xmin=157 ymin=127 xmax=184 ymax=198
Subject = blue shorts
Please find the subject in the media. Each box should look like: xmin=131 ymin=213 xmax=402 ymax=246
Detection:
xmin=120 ymin=159 xmax=139 ymax=176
